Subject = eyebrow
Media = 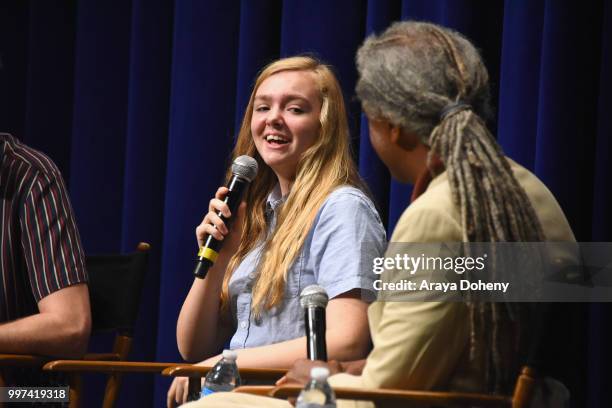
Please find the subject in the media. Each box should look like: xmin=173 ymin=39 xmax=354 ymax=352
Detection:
xmin=253 ymin=94 xmax=311 ymax=104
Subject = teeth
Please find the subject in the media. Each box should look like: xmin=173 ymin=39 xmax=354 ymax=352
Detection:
xmin=265 ymin=135 xmax=288 ymax=142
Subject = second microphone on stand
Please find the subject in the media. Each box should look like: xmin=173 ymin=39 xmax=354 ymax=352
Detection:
xmin=300 ymin=285 xmax=329 ymax=361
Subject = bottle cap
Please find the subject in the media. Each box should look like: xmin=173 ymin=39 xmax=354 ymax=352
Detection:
xmin=310 ymin=367 xmax=330 ymax=381
xmin=222 ymin=349 xmax=238 ymax=361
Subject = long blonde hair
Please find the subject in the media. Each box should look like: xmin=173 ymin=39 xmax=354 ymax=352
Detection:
xmin=221 ymin=56 xmax=362 ymax=317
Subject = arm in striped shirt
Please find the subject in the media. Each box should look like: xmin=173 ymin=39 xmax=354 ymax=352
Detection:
xmin=0 ymin=167 xmax=91 ymax=357
xmin=0 ymin=283 xmax=91 ymax=357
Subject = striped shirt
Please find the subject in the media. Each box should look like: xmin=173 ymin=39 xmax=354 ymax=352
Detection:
xmin=0 ymin=133 xmax=87 ymax=323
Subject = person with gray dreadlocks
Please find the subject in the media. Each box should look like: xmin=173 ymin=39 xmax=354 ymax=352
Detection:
xmin=182 ymin=21 xmax=575 ymax=408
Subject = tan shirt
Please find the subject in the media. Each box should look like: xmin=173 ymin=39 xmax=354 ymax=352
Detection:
xmin=329 ymin=159 xmax=575 ymax=408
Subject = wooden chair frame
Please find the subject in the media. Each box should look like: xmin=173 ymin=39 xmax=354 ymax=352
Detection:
xmin=0 ymin=351 xmax=137 ymax=407
xmin=161 ymin=365 xmax=286 ymax=400
xmin=41 ymin=337 xmax=537 ymax=407
xmin=38 ymin=361 xmax=286 ymax=405
xmin=162 ymin=365 xmax=537 ymax=408
xmin=0 ymin=242 xmax=150 ymax=408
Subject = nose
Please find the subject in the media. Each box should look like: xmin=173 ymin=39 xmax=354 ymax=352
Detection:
xmin=265 ymin=107 xmax=283 ymax=128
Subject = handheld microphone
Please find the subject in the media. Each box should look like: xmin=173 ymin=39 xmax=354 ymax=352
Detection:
xmin=300 ymin=285 xmax=329 ymax=361
xmin=193 ymin=155 xmax=258 ymax=279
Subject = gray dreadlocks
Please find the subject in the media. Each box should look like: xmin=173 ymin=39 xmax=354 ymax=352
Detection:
xmin=356 ymin=21 xmax=546 ymax=392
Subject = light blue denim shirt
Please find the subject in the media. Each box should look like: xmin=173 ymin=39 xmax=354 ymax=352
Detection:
xmin=228 ymin=184 xmax=386 ymax=349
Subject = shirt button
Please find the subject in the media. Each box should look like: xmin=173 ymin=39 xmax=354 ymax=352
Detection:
xmin=240 ymin=321 xmax=248 ymax=329
xmin=248 ymin=273 xmax=255 ymax=279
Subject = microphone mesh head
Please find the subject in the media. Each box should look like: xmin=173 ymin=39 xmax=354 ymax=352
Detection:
xmin=232 ymin=155 xmax=258 ymax=182
xmin=300 ymin=285 xmax=329 ymax=308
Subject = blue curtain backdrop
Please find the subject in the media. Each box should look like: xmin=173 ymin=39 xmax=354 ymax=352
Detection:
xmin=1 ymin=0 xmax=610 ymax=406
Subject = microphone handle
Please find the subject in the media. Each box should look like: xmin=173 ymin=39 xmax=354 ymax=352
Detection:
xmin=193 ymin=176 xmax=249 ymax=279
xmin=305 ymin=306 xmax=327 ymax=361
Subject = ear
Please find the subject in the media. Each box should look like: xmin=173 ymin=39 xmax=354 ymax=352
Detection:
xmin=395 ymin=127 xmax=421 ymax=151
xmin=389 ymin=124 xmax=402 ymax=144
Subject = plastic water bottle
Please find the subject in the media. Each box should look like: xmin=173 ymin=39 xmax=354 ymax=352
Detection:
xmin=296 ymin=367 xmax=336 ymax=408
xmin=200 ymin=349 xmax=241 ymax=397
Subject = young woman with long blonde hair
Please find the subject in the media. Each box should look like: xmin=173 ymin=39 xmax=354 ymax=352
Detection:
xmin=167 ymin=56 xmax=386 ymax=407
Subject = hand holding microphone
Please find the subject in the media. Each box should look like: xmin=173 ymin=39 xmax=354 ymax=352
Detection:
xmin=194 ymin=155 xmax=258 ymax=279
xmin=195 ymin=187 xmax=244 ymax=250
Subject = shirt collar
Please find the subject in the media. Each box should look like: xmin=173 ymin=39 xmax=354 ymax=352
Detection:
xmin=266 ymin=183 xmax=287 ymax=214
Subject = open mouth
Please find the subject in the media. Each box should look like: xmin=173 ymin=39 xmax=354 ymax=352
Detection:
xmin=265 ymin=134 xmax=289 ymax=145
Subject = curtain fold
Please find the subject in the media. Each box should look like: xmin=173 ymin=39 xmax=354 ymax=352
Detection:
xmin=24 ymin=0 xmax=76 ymax=178
xmin=497 ymin=0 xmax=545 ymax=170
xmin=534 ymin=0 xmax=602 ymax=240
xmin=69 ymin=0 xmax=132 ymax=253
xmin=118 ymin=0 xmax=174 ymax=406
